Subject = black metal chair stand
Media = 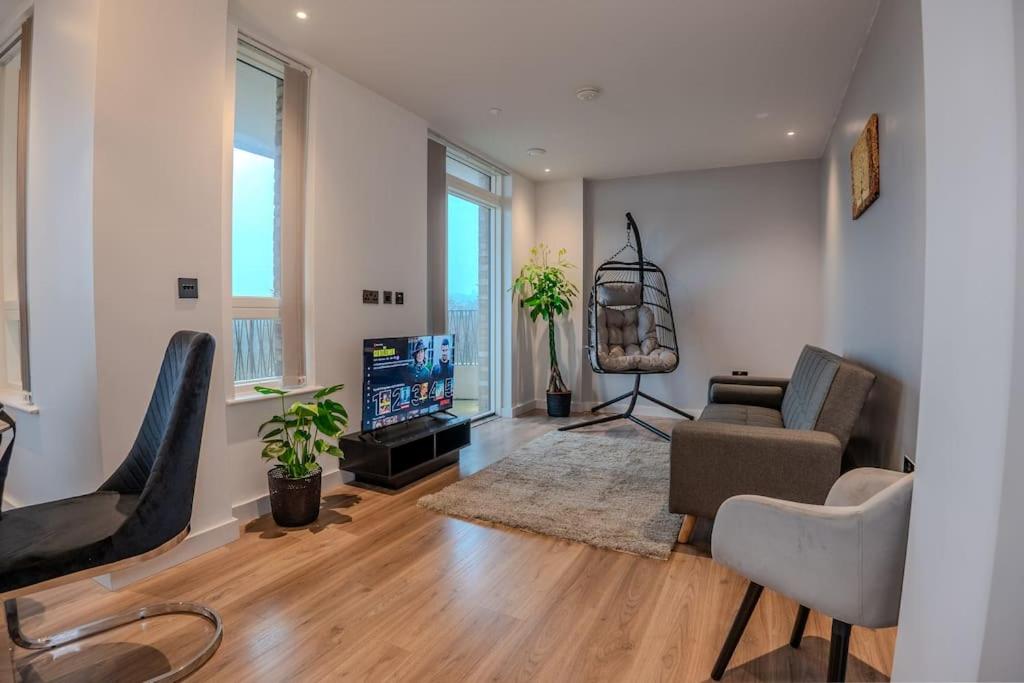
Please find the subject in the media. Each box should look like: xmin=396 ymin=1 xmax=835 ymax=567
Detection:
xmin=1 ymin=331 xmax=222 ymax=682
xmin=711 ymin=581 xmax=854 ymax=682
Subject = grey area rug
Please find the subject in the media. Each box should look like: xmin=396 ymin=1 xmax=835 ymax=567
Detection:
xmin=418 ymin=430 xmax=683 ymax=560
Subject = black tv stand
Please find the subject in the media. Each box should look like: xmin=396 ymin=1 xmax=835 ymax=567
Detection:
xmin=339 ymin=413 xmax=470 ymax=489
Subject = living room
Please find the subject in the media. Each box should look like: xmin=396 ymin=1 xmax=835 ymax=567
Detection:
xmin=0 ymin=0 xmax=1021 ymax=681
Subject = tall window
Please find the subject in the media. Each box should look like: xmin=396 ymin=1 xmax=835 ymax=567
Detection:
xmin=445 ymin=151 xmax=502 ymax=418
xmin=231 ymin=40 xmax=309 ymax=388
xmin=0 ymin=18 xmax=30 ymax=401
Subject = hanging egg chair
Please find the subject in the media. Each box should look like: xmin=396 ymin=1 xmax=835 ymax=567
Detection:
xmin=559 ymin=212 xmax=693 ymax=440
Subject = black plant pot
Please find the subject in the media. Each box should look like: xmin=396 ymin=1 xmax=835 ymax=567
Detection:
xmin=267 ymin=465 xmax=322 ymax=527
xmin=546 ymin=391 xmax=572 ymax=417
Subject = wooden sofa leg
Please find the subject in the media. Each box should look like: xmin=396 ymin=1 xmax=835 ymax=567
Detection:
xmin=677 ymin=515 xmax=697 ymax=544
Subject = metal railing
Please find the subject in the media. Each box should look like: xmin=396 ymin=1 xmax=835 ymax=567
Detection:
xmin=233 ymin=318 xmax=283 ymax=383
xmin=447 ymin=308 xmax=479 ymax=366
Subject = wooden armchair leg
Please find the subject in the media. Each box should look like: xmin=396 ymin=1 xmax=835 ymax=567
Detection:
xmin=677 ymin=515 xmax=697 ymax=544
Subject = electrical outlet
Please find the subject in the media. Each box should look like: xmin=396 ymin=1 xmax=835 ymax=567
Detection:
xmin=382 ymin=290 xmax=393 ymax=304
xmin=177 ymin=277 xmax=198 ymax=299
xmin=362 ymin=289 xmax=379 ymax=304
xmin=395 ymin=291 xmax=404 ymax=305
xmin=903 ymin=454 xmax=916 ymax=473
xmin=731 ymin=370 xmax=749 ymax=376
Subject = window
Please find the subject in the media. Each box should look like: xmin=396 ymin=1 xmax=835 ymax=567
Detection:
xmin=231 ymin=39 xmax=309 ymax=388
xmin=443 ymin=150 xmax=503 ymax=418
xmin=0 ymin=18 xmax=30 ymax=401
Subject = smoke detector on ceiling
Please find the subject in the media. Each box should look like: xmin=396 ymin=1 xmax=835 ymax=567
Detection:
xmin=576 ymin=86 xmax=602 ymax=101
xmin=527 ymin=147 xmax=547 ymax=157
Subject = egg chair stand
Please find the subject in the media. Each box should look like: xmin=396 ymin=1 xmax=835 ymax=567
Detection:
xmin=559 ymin=212 xmax=693 ymax=441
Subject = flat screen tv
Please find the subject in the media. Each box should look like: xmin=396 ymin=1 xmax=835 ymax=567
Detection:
xmin=361 ymin=335 xmax=455 ymax=432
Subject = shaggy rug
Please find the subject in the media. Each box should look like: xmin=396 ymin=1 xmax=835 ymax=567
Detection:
xmin=417 ymin=430 xmax=683 ymax=560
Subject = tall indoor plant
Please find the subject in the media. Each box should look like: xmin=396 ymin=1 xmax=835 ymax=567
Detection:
xmin=512 ymin=244 xmax=580 ymax=416
xmin=255 ymin=384 xmax=348 ymax=526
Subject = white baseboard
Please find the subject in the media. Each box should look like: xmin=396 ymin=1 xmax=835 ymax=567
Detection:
xmin=511 ymin=400 xmax=538 ymax=417
xmin=96 ymin=516 xmax=242 ymax=591
xmin=1 ymin=492 xmax=20 ymax=512
xmin=231 ymin=467 xmax=352 ymax=523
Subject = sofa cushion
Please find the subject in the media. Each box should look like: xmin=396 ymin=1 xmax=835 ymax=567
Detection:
xmin=781 ymin=346 xmax=841 ymax=430
xmin=699 ymin=403 xmax=784 ymax=429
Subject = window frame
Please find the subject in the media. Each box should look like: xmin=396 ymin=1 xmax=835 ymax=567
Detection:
xmin=0 ymin=16 xmax=31 ymax=409
xmin=229 ymin=34 xmax=311 ymax=395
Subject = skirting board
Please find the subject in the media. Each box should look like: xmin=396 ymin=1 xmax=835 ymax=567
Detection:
xmin=231 ymin=467 xmax=352 ymax=523
xmin=1 ymin=492 xmax=20 ymax=512
xmin=95 ymin=516 xmax=241 ymax=591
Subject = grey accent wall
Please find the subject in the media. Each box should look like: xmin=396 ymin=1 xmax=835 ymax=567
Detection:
xmin=820 ymin=0 xmax=926 ymax=469
xmin=585 ymin=160 xmax=823 ymax=411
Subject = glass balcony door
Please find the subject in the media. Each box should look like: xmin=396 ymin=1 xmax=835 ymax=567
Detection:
xmin=447 ymin=192 xmax=494 ymax=418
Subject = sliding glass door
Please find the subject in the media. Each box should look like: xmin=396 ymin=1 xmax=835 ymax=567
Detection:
xmin=447 ymin=191 xmax=494 ymax=417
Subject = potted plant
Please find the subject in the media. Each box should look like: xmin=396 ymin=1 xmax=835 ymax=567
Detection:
xmin=512 ymin=244 xmax=580 ymax=417
xmin=255 ymin=384 xmax=348 ymax=527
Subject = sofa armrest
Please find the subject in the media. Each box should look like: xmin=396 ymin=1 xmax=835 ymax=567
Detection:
xmin=712 ymin=495 xmax=865 ymax=623
xmin=708 ymin=383 xmax=784 ymax=409
xmin=669 ymin=421 xmax=841 ymax=519
xmin=707 ymin=375 xmax=790 ymax=403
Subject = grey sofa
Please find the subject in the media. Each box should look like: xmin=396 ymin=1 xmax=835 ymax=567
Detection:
xmin=670 ymin=345 xmax=875 ymax=542
xmin=710 ymin=467 xmax=914 ymax=681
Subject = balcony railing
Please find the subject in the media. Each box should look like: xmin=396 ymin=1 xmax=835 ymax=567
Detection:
xmin=447 ymin=308 xmax=479 ymax=366
xmin=233 ymin=318 xmax=283 ymax=383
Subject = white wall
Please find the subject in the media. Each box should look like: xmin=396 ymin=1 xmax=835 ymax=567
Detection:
xmin=893 ymin=0 xmax=1021 ymax=679
xmin=2 ymin=0 xmax=103 ymax=507
xmin=90 ymin=0 xmax=238 ymax=580
xmin=504 ymin=173 xmax=537 ymax=414
xmin=225 ymin=39 xmax=428 ymax=513
xmin=533 ymin=179 xmax=584 ymax=402
xmin=584 ymin=161 xmax=823 ymax=411
xmin=820 ymin=0 xmax=926 ymax=470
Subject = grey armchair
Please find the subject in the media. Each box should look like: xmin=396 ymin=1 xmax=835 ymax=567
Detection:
xmin=709 ymin=467 xmax=913 ymax=682
xmin=671 ymin=345 xmax=875 ymax=543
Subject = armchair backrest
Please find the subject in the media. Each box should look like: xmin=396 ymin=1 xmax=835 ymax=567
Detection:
xmin=827 ymin=469 xmax=914 ymax=627
xmin=782 ymin=345 xmax=874 ymax=450
xmin=101 ymin=331 xmax=216 ymax=554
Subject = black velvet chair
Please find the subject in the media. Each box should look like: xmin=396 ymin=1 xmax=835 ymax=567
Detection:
xmin=1 ymin=331 xmax=221 ymax=682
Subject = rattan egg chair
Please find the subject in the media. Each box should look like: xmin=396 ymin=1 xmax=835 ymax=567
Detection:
xmin=560 ymin=212 xmax=693 ymax=440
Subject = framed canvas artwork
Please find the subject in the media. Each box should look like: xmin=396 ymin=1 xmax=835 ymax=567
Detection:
xmin=851 ymin=113 xmax=880 ymax=219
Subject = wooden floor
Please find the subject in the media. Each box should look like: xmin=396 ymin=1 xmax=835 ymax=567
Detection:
xmin=12 ymin=413 xmax=896 ymax=682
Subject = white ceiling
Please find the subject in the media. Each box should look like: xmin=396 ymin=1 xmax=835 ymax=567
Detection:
xmin=232 ymin=0 xmax=878 ymax=181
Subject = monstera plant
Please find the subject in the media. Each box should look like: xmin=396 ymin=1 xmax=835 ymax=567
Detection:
xmin=255 ymin=384 xmax=348 ymax=526
xmin=512 ymin=244 xmax=580 ymax=416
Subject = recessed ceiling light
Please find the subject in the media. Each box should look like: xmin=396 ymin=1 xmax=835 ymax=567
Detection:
xmin=489 ymin=107 xmax=502 ymax=116
xmin=527 ymin=147 xmax=547 ymax=157
xmin=295 ymin=10 xmax=308 ymax=19
xmin=544 ymin=168 xmax=551 ymax=173
xmin=786 ymin=130 xmax=796 ymax=136
xmin=576 ymin=86 xmax=602 ymax=101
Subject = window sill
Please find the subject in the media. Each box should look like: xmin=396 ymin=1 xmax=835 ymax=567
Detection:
xmin=0 ymin=390 xmax=39 ymax=415
xmin=227 ymin=385 xmax=323 ymax=406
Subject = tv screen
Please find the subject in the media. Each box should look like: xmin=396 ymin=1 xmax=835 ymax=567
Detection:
xmin=361 ymin=335 xmax=455 ymax=432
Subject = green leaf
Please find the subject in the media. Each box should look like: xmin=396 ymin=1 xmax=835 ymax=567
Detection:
xmin=294 ymin=429 xmax=310 ymax=442
xmin=324 ymin=445 xmax=344 ymax=459
xmin=260 ymin=427 xmax=284 ymax=440
xmin=291 ymin=402 xmax=319 ymax=419
xmin=313 ymin=412 xmax=340 ymax=437
xmin=314 ymin=383 xmax=344 ymax=399
xmin=254 ymin=386 xmax=288 ymax=396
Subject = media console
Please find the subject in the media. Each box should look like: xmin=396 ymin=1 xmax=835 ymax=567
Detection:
xmin=339 ymin=412 xmax=470 ymax=489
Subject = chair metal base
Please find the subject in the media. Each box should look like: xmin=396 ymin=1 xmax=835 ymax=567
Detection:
xmin=3 ymin=598 xmax=222 ymax=682
xmin=559 ymin=375 xmax=695 ymax=441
